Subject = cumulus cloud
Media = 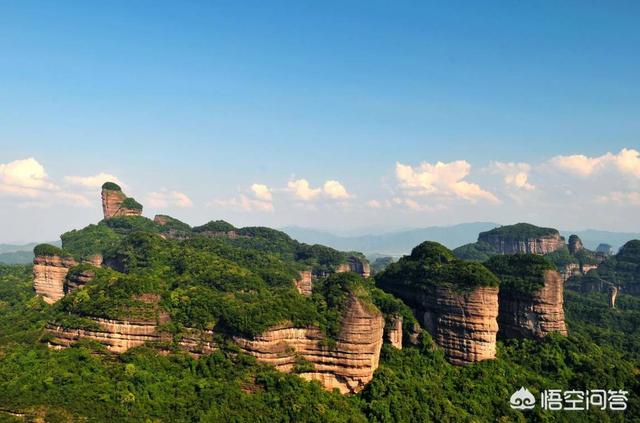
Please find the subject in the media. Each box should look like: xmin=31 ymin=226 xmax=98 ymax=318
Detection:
xmin=64 ymin=172 xmax=125 ymax=189
xmin=287 ymin=178 xmax=350 ymax=201
xmin=287 ymin=179 xmax=322 ymax=201
xmin=214 ymin=194 xmax=274 ymax=212
xmin=251 ymin=183 xmax=272 ymax=201
xmin=395 ymin=160 xmax=499 ymax=203
xmin=323 ymin=180 xmax=349 ymax=199
xmin=146 ymin=190 xmax=193 ymax=208
xmin=366 ymin=200 xmax=382 ymax=209
xmin=549 ymin=148 xmax=640 ymax=178
xmin=489 ymin=162 xmax=535 ymax=191
xmin=0 ymin=157 xmax=57 ymax=197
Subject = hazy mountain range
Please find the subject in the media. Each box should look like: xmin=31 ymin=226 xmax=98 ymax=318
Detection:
xmin=282 ymin=223 xmax=640 ymax=257
xmin=2 ymin=224 xmax=638 ymax=264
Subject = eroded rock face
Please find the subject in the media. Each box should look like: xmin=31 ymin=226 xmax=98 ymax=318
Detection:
xmin=33 ymin=255 xmax=78 ymax=304
xmin=101 ymin=187 xmax=142 ymax=219
xmin=47 ymin=318 xmax=167 ymax=353
xmin=498 ymin=270 xmax=567 ymax=339
xmin=568 ymin=235 xmax=584 ymax=255
xmin=479 ymin=232 xmax=565 ymax=255
xmin=45 ymin=295 xmax=385 ymax=394
xmin=234 ymin=295 xmax=384 ymax=394
xmin=295 ymin=270 xmax=313 ymax=297
xmin=385 ymin=284 xmax=499 ymax=365
xmin=385 ymin=315 xmax=403 ymax=349
xmin=336 ymin=256 xmax=371 ymax=278
xmin=609 ymin=286 xmax=619 ymax=309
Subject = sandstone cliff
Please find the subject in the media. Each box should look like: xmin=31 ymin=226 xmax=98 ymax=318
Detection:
xmin=33 ymin=254 xmax=78 ymax=304
xmin=336 ymin=256 xmax=371 ymax=278
xmin=568 ymin=234 xmax=584 ymax=255
xmin=383 ymin=284 xmax=498 ymax=365
xmin=478 ymin=223 xmax=565 ymax=255
xmin=385 ymin=315 xmax=403 ymax=349
xmin=497 ymin=270 xmax=567 ymax=339
xmin=45 ymin=294 xmax=385 ymax=394
xmin=234 ymin=295 xmax=384 ymax=393
xmin=101 ymin=182 xmax=143 ymax=219
xmin=295 ymin=270 xmax=313 ymax=297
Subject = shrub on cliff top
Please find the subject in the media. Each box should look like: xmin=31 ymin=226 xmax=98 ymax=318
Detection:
xmin=121 ymin=197 xmax=143 ymax=210
xmin=479 ymin=223 xmax=559 ymax=240
xmin=101 ymin=181 xmax=121 ymax=191
xmin=33 ymin=243 xmax=66 ymax=257
xmin=484 ymin=254 xmax=555 ymax=295
xmin=193 ymin=220 xmax=236 ymax=233
xmin=376 ymin=241 xmax=499 ymax=292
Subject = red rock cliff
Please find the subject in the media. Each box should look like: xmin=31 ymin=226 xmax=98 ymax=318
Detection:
xmin=33 ymin=255 xmax=77 ymax=304
xmin=498 ymin=270 xmax=567 ymax=339
xmin=101 ymin=185 xmax=142 ymax=219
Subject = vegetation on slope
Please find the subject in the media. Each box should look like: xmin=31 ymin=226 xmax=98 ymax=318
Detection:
xmin=376 ymin=241 xmax=500 ymax=293
xmin=479 ymin=222 xmax=560 ymax=240
xmin=1 ymin=263 xmax=638 ymax=421
xmin=485 ymin=254 xmax=555 ymax=295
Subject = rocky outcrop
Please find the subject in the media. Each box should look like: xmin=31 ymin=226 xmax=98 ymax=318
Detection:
xmin=479 ymin=233 xmax=565 ymax=255
xmin=33 ymin=255 xmax=78 ymax=304
xmin=384 ymin=284 xmax=499 ymax=365
xmin=65 ymin=266 xmax=97 ymax=292
xmin=498 ymin=270 xmax=567 ymax=339
xmin=336 ymin=256 xmax=371 ymax=278
xmin=560 ymin=263 xmax=580 ymax=281
xmin=45 ymin=295 xmax=385 ymax=394
xmin=609 ymin=286 xmax=619 ymax=309
xmin=234 ymin=295 xmax=384 ymax=394
xmin=385 ymin=315 xmax=403 ymax=349
xmin=295 ymin=270 xmax=313 ymax=297
xmin=101 ymin=183 xmax=142 ymax=219
xmin=568 ymin=235 xmax=584 ymax=255
xmin=47 ymin=318 xmax=168 ymax=353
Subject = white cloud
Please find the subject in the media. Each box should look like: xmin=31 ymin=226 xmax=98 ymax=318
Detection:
xmin=395 ymin=160 xmax=499 ymax=203
xmin=146 ymin=190 xmax=193 ymax=208
xmin=287 ymin=179 xmax=322 ymax=201
xmin=0 ymin=157 xmax=57 ymax=197
xmin=214 ymin=194 xmax=274 ymax=212
xmin=251 ymin=183 xmax=272 ymax=201
xmin=64 ymin=172 xmax=125 ymax=189
xmin=489 ymin=162 xmax=535 ymax=191
xmin=549 ymin=148 xmax=640 ymax=178
xmin=323 ymin=180 xmax=349 ymax=199
xmin=287 ymin=178 xmax=350 ymax=201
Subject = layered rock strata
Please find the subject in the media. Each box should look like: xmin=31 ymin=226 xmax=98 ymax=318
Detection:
xmin=383 ymin=284 xmax=499 ymax=365
xmin=497 ymin=270 xmax=568 ymax=339
xmin=45 ymin=295 xmax=385 ymax=394
xmin=234 ymin=295 xmax=384 ymax=393
xmin=336 ymin=256 xmax=371 ymax=278
xmin=101 ymin=185 xmax=142 ymax=219
xmin=478 ymin=232 xmax=565 ymax=255
xmin=33 ymin=255 xmax=78 ymax=304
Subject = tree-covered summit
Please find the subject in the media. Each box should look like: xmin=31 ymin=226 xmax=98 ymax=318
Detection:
xmin=101 ymin=181 xmax=122 ymax=191
xmin=479 ymin=223 xmax=560 ymax=240
xmin=376 ymin=241 xmax=499 ymax=292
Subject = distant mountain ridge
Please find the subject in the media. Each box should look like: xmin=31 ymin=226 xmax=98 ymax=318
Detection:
xmin=282 ymin=224 xmax=640 ymax=257
xmin=0 ymin=241 xmax=61 ymax=264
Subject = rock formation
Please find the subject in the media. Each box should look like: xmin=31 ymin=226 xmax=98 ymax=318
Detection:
xmin=568 ymin=235 xmax=584 ymax=255
xmin=234 ymin=294 xmax=384 ymax=394
xmin=385 ymin=315 xmax=403 ymax=349
xmin=479 ymin=233 xmax=565 ymax=255
xmin=46 ymin=294 xmax=385 ymax=394
xmin=101 ymin=182 xmax=143 ymax=219
xmin=336 ymin=256 xmax=371 ymax=278
xmin=33 ymin=254 xmax=77 ymax=304
xmin=497 ymin=270 xmax=568 ymax=339
xmin=609 ymin=285 xmax=619 ymax=309
xmin=384 ymin=284 xmax=499 ymax=365
xmin=295 ymin=270 xmax=313 ymax=297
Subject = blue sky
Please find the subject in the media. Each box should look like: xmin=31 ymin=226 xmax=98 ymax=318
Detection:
xmin=1 ymin=1 xmax=640 ymax=242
